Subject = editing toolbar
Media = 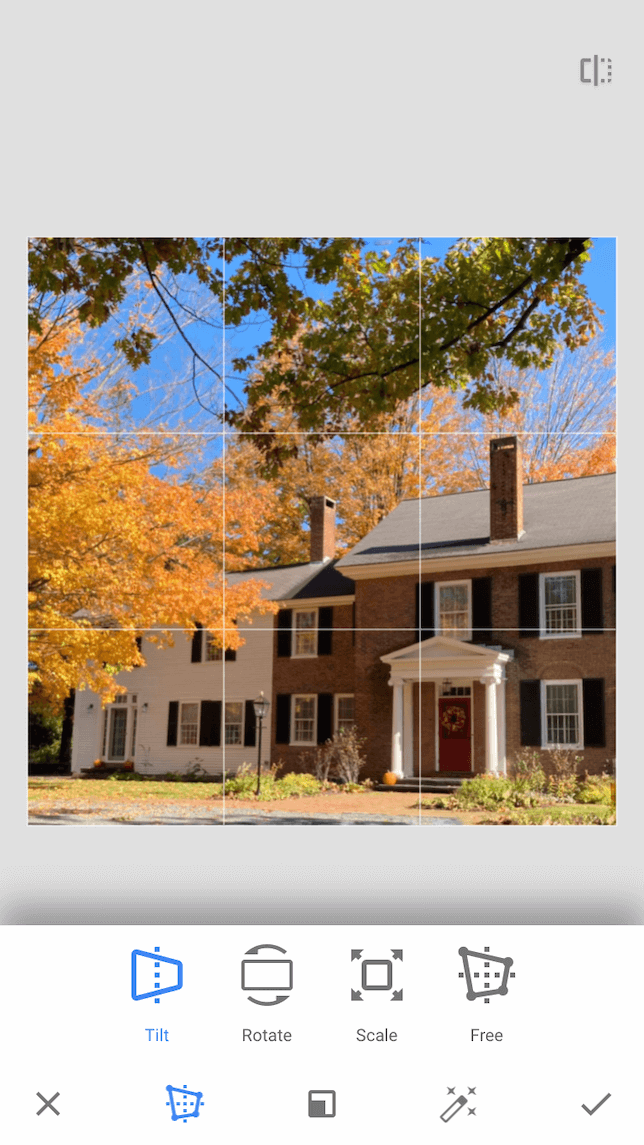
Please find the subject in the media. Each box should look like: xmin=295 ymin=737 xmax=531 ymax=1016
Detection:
xmin=4 ymin=926 xmax=639 ymax=1142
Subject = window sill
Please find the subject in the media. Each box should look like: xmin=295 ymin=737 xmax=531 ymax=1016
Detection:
xmin=542 ymin=742 xmax=584 ymax=751
xmin=539 ymin=632 xmax=581 ymax=640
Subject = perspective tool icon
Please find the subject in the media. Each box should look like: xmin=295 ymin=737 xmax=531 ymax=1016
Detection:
xmin=242 ymin=943 xmax=293 ymax=1006
xmin=458 ymin=946 xmax=514 ymax=1002
xmin=166 ymin=1084 xmax=204 ymax=1122
xmin=131 ymin=947 xmax=183 ymax=1002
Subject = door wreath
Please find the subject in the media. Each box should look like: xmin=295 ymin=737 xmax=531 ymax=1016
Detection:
xmin=441 ymin=704 xmax=467 ymax=734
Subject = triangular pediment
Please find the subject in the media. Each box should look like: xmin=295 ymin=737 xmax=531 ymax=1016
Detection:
xmin=381 ymin=634 xmax=500 ymax=664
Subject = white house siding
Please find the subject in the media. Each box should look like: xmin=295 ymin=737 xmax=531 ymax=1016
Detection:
xmin=71 ymin=617 xmax=274 ymax=776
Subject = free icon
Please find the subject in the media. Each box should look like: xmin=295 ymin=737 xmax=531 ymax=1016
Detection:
xmin=131 ymin=946 xmax=183 ymax=1003
xmin=242 ymin=943 xmax=293 ymax=1006
xmin=458 ymin=946 xmax=514 ymax=1002
xmin=351 ymin=948 xmax=403 ymax=1000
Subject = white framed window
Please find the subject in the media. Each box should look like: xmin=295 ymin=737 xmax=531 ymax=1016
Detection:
xmin=335 ymin=694 xmax=355 ymax=735
xmin=540 ymin=680 xmax=583 ymax=748
xmin=292 ymin=694 xmax=317 ymax=744
xmin=224 ymin=701 xmax=243 ymax=745
xmin=440 ymin=684 xmax=471 ymax=697
xmin=539 ymin=571 xmax=581 ymax=638
xmin=130 ymin=705 xmax=138 ymax=757
xmin=179 ymin=702 xmax=199 ymax=746
xmin=293 ymin=609 xmax=318 ymax=657
xmin=107 ymin=706 xmax=128 ymax=759
xmin=436 ymin=580 xmax=471 ymax=640
xmin=205 ymin=631 xmax=223 ymax=661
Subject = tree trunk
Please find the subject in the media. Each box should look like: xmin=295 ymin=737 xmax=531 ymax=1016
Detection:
xmin=58 ymin=689 xmax=75 ymax=772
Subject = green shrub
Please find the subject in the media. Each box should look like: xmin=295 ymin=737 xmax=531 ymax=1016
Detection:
xmin=577 ymin=775 xmax=613 ymax=804
xmin=222 ymin=763 xmax=325 ymax=801
xmin=482 ymin=806 xmax=615 ymax=826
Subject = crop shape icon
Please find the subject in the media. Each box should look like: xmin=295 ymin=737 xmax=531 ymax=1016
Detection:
xmin=131 ymin=947 xmax=183 ymax=1002
xmin=458 ymin=946 xmax=515 ymax=1002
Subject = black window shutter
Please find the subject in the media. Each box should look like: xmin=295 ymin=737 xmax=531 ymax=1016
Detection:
xmin=224 ymin=648 xmax=237 ymax=661
xmin=415 ymin=582 xmax=434 ymax=642
xmin=583 ymin=678 xmax=606 ymax=747
xmin=243 ymin=701 xmax=256 ymax=748
xmin=167 ymin=701 xmax=179 ymax=746
xmin=518 ymin=573 xmax=539 ymax=638
xmin=471 ymin=577 xmax=493 ymax=644
xmin=581 ymin=568 xmax=603 ymax=634
xmin=276 ymin=609 xmax=292 ymax=657
xmin=317 ymin=606 xmax=333 ymax=655
xmin=135 ymin=635 xmax=142 ymax=652
xmin=520 ymin=681 xmax=541 ymax=746
xmin=317 ymin=693 xmax=333 ymax=744
xmin=275 ymin=694 xmax=291 ymax=744
xmin=199 ymin=700 xmax=221 ymax=747
xmin=191 ymin=622 xmax=203 ymax=662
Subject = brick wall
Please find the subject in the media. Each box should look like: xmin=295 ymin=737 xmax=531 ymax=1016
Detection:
xmin=270 ymin=603 xmax=355 ymax=773
xmin=350 ymin=556 xmax=615 ymax=780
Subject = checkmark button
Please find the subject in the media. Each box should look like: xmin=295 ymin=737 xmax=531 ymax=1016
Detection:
xmin=582 ymin=1093 xmax=611 ymax=1116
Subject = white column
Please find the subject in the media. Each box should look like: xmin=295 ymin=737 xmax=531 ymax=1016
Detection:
xmin=403 ymin=681 xmax=414 ymax=777
xmin=481 ymin=676 xmax=499 ymax=775
xmin=391 ymin=681 xmax=404 ymax=777
xmin=497 ymin=675 xmax=507 ymax=776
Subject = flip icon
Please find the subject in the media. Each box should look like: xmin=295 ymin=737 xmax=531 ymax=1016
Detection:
xmin=166 ymin=1084 xmax=203 ymax=1122
xmin=458 ymin=946 xmax=514 ymax=1002
xmin=131 ymin=946 xmax=183 ymax=1002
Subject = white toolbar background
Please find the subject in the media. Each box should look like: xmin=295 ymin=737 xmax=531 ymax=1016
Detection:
xmin=4 ymin=926 xmax=639 ymax=1143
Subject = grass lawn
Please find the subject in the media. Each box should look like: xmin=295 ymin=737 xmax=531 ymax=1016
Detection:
xmin=27 ymin=777 xmax=438 ymax=819
xmin=28 ymin=777 xmax=615 ymax=824
xmin=420 ymin=796 xmax=615 ymax=825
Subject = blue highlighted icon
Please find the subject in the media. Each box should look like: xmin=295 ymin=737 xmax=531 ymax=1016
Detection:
xmin=131 ymin=947 xmax=183 ymax=1002
xmin=166 ymin=1084 xmax=203 ymax=1122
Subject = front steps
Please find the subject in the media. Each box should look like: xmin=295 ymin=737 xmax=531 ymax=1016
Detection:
xmin=376 ymin=772 xmax=474 ymax=794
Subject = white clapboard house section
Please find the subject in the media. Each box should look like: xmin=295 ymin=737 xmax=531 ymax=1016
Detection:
xmin=70 ymin=552 xmax=353 ymax=776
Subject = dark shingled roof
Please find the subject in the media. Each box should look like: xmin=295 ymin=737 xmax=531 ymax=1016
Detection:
xmin=337 ymin=473 xmax=615 ymax=569
xmin=228 ymin=558 xmax=355 ymax=601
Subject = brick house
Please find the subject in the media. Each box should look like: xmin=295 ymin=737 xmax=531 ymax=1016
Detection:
xmin=272 ymin=438 xmax=615 ymax=781
xmin=72 ymin=436 xmax=615 ymax=782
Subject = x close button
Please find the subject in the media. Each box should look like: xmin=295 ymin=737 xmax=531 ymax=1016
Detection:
xmin=36 ymin=1092 xmax=60 ymax=1116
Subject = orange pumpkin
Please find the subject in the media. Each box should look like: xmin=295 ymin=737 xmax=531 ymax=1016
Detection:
xmin=382 ymin=771 xmax=398 ymax=786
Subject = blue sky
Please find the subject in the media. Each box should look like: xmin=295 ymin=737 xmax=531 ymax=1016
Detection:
xmin=80 ymin=237 xmax=616 ymax=472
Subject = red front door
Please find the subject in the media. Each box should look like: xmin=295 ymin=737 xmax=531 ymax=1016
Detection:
xmin=438 ymin=697 xmax=472 ymax=772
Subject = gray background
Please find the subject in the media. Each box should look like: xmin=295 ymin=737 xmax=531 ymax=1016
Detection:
xmin=4 ymin=1 xmax=640 ymax=924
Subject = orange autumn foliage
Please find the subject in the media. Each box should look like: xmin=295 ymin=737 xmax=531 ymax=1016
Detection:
xmin=29 ymin=324 xmax=274 ymax=710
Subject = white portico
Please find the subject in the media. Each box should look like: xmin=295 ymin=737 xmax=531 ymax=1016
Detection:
xmin=381 ymin=636 xmax=513 ymax=778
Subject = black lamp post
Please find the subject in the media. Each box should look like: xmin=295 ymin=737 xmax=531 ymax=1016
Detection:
xmin=253 ymin=691 xmax=270 ymax=796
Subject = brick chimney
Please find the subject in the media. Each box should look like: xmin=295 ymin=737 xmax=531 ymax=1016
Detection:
xmin=489 ymin=436 xmax=524 ymax=542
xmin=309 ymin=495 xmax=336 ymax=562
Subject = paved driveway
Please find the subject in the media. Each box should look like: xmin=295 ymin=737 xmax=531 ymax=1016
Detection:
xmin=29 ymin=808 xmax=464 ymax=826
